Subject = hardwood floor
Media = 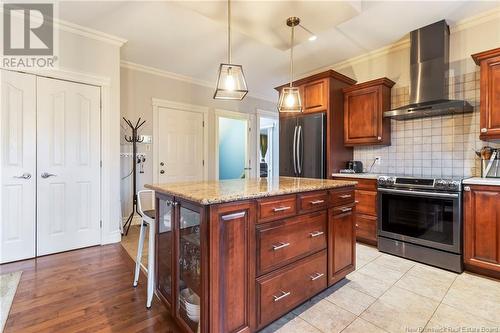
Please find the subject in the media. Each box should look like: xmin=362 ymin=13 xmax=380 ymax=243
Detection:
xmin=0 ymin=244 xmax=180 ymax=333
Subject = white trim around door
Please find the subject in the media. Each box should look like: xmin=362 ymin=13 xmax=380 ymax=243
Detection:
xmin=255 ymin=109 xmax=279 ymax=179
xmin=152 ymin=98 xmax=209 ymax=184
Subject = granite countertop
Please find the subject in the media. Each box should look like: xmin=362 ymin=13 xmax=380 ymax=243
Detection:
xmin=145 ymin=177 xmax=357 ymax=205
xmin=331 ymin=173 xmax=380 ymax=180
xmin=463 ymin=177 xmax=500 ymax=186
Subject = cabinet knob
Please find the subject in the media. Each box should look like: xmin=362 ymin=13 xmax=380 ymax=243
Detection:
xmin=481 ymin=128 xmax=487 ymax=133
xmin=355 ymin=224 xmax=359 ymax=227
xmin=377 ymin=136 xmax=382 ymax=141
xmin=464 ymin=186 xmax=471 ymax=192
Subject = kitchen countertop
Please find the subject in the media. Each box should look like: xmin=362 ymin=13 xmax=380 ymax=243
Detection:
xmin=463 ymin=177 xmax=500 ymax=186
xmin=331 ymin=173 xmax=380 ymax=180
xmin=145 ymin=177 xmax=357 ymax=205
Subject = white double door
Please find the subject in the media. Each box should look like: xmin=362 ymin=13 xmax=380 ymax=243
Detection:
xmin=1 ymin=70 xmax=101 ymax=263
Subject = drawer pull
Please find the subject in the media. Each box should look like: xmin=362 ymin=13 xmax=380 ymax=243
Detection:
xmin=310 ymin=200 xmax=325 ymax=205
xmin=310 ymin=272 xmax=324 ymax=281
xmin=339 ymin=194 xmax=352 ymax=199
xmin=221 ymin=211 xmax=246 ymax=221
xmin=273 ymin=206 xmax=291 ymax=212
xmin=272 ymin=242 xmax=290 ymax=251
xmin=309 ymin=231 xmax=324 ymax=238
xmin=273 ymin=290 xmax=291 ymax=302
xmin=341 ymin=207 xmax=352 ymax=213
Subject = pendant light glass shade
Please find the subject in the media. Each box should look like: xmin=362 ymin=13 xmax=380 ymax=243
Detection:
xmin=214 ymin=0 xmax=248 ymax=100
xmin=214 ymin=63 xmax=248 ymax=100
xmin=278 ymin=86 xmax=302 ymax=112
xmin=278 ymin=17 xmax=303 ymax=113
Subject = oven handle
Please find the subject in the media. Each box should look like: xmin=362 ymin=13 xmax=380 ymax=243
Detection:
xmin=378 ymin=188 xmax=459 ymax=199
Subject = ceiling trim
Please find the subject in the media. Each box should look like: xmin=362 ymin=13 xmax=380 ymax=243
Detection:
xmin=121 ymin=60 xmax=275 ymax=102
xmin=299 ymin=5 xmax=500 ymax=80
xmin=56 ymin=19 xmax=128 ymax=47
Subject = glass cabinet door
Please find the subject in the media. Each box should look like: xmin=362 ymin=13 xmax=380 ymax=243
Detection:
xmin=176 ymin=203 xmax=201 ymax=333
xmin=157 ymin=197 xmax=174 ymax=304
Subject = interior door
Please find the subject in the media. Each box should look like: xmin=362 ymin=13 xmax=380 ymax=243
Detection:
xmin=36 ymin=77 xmax=101 ymax=256
xmin=158 ymin=107 xmax=204 ymax=183
xmin=0 ymin=70 xmax=36 ymax=263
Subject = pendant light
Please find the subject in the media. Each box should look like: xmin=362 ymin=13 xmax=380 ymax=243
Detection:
xmin=214 ymin=0 xmax=248 ymax=100
xmin=278 ymin=17 xmax=302 ymax=113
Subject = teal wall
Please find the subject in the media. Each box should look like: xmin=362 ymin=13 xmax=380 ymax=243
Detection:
xmin=219 ymin=117 xmax=246 ymax=180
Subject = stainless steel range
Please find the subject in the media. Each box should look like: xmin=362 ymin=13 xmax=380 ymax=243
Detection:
xmin=377 ymin=176 xmax=463 ymax=272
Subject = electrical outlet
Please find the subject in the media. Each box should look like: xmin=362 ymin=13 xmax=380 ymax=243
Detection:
xmin=374 ymin=156 xmax=381 ymax=165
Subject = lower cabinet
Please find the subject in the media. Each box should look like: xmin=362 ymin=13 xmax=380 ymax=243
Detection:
xmin=256 ymin=251 xmax=327 ymax=328
xmin=328 ymin=204 xmax=356 ymax=285
xmin=464 ymin=185 xmax=500 ymax=279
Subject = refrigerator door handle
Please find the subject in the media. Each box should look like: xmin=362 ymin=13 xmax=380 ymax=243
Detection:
xmin=293 ymin=125 xmax=298 ymax=175
xmin=297 ymin=125 xmax=302 ymax=175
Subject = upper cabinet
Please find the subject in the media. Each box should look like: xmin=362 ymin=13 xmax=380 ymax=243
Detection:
xmin=342 ymin=78 xmax=395 ymax=146
xmin=472 ymin=47 xmax=500 ymax=141
xmin=303 ymin=78 xmax=329 ymax=113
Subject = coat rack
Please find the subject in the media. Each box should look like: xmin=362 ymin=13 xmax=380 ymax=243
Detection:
xmin=122 ymin=117 xmax=146 ymax=235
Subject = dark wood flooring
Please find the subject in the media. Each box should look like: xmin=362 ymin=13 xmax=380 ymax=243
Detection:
xmin=0 ymin=244 xmax=181 ymax=333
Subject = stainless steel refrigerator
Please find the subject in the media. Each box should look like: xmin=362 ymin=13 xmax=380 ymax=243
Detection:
xmin=279 ymin=113 xmax=326 ymax=178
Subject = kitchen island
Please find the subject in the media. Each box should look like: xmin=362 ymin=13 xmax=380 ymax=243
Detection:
xmin=146 ymin=177 xmax=357 ymax=333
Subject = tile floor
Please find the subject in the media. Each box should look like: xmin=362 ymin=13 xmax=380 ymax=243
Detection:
xmin=260 ymin=243 xmax=500 ymax=333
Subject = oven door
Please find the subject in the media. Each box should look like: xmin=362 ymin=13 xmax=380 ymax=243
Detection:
xmin=378 ymin=188 xmax=462 ymax=254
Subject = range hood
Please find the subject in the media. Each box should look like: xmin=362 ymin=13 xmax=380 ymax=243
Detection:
xmin=384 ymin=20 xmax=473 ymax=120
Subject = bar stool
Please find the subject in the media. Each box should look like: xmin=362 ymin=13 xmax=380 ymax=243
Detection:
xmin=133 ymin=190 xmax=156 ymax=308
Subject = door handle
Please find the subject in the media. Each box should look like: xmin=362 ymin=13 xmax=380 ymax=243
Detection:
xmin=160 ymin=170 xmax=165 ymax=174
xmin=293 ymin=125 xmax=298 ymax=175
xmin=297 ymin=125 xmax=302 ymax=175
xmin=13 ymin=173 xmax=31 ymax=180
xmin=41 ymin=172 xmax=56 ymax=179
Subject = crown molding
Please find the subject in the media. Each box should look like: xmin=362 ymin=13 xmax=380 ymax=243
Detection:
xmin=121 ymin=60 xmax=275 ymax=102
xmin=450 ymin=6 xmax=500 ymax=34
xmin=55 ymin=19 xmax=128 ymax=47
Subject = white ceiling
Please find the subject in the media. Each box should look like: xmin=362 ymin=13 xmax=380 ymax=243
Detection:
xmin=58 ymin=1 xmax=500 ymax=101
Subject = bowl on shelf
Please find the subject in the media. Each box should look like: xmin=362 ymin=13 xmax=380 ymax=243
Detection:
xmin=180 ymin=288 xmax=200 ymax=322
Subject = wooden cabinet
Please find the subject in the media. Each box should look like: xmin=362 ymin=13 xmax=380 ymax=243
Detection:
xmin=155 ymin=184 xmax=356 ymax=333
xmin=343 ymin=78 xmax=395 ymax=146
xmin=332 ymin=177 xmax=378 ymax=245
xmin=275 ymin=70 xmax=357 ymax=175
xmin=472 ymin=48 xmax=500 ymax=141
xmin=303 ymin=78 xmax=329 ymax=113
xmin=464 ymin=185 xmax=500 ymax=279
xmin=328 ymin=204 xmax=356 ymax=286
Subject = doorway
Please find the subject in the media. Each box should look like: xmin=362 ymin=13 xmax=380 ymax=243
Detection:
xmin=256 ymin=110 xmax=279 ymax=179
xmin=152 ymin=99 xmax=208 ymax=184
xmin=215 ymin=110 xmax=253 ymax=180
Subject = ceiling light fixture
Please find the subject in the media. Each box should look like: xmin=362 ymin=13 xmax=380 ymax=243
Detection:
xmin=214 ymin=0 xmax=248 ymax=100
xmin=299 ymin=24 xmax=317 ymax=42
xmin=278 ymin=17 xmax=302 ymax=113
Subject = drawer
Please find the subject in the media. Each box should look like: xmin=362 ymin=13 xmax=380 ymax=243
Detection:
xmin=329 ymin=188 xmax=355 ymax=207
xmin=256 ymin=250 xmax=327 ymax=328
xmin=356 ymin=214 xmax=377 ymax=243
xmin=333 ymin=177 xmax=377 ymax=191
xmin=298 ymin=191 xmax=329 ymax=213
xmin=356 ymin=190 xmax=377 ymax=216
xmin=257 ymin=195 xmax=297 ymax=223
xmin=256 ymin=211 xmax=327 ymax=275
xmin=331 ymin=203 xmax=356 ymax=216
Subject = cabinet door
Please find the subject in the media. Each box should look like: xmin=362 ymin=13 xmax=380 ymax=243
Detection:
xmin=175 ymin=200 xmax=203 ymax=333
xmin=328 ymin=206 xmax=356 ymax=286
xmin=355 ymin=189 xmax=377 ymax=216
xmin=156 ymin=194 xmax=174 ymax=306
xmin=209 ymin=202 xmax=256 ymax=333
xmin=464 ymin=186 xmax=500 ymax=273
xmin=344 ymin=86 xmax=382 ymax=145
xmin=303 ymin=79 xmax=328 ymax=113
xmin=479 ymin=54 xmax=500 ymax=140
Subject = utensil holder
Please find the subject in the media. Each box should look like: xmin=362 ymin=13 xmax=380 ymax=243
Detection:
xmin=481 ymin=159 xmax=500 ymax=178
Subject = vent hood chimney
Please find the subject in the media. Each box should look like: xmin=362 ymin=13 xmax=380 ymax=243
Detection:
xmin=384 ymin=20 xmax=472 ymax=120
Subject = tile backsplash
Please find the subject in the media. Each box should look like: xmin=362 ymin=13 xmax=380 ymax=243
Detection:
xmin=353 ymin=71 xmax=500 ymax=178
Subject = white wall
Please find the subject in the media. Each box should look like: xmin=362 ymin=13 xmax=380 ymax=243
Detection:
xmin=120 ymin=65 xmax=277 ymax=216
